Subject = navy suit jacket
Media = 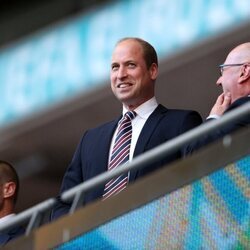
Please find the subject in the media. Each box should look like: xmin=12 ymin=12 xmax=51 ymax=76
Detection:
xmin=190 ymin=96 xmax=250 ymax=152
xmin=0 ymin=226 xmax=25 ymax=246
xmin=52 ymin=104 xmax=202 ymax=219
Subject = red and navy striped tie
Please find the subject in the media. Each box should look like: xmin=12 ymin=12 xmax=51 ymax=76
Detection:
xmin=103 ymin=111 xmax=136 ymax=200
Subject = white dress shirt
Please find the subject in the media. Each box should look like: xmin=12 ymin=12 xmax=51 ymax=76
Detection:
xmin=0 ymin=214 xmax=15 ymax=225
xmin=206 ymin=114 xmax=220 ymax=120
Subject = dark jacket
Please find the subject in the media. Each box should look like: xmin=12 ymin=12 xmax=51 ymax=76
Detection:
xmin=52 ymin=104 xmax=202 ymax=219
xmin=190 ymin=96 xmax=250 ymax=152
xmin=0 ymin=225 xmax=25 ymax=246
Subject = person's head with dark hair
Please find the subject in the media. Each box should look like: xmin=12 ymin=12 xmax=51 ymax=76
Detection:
xmin=0 ymin=160 xmax=19 ymax=217
xmin=116 ymin=37 xmax=158 ymax=68
xmin=110 ymin=37 xmax=159 ymax=110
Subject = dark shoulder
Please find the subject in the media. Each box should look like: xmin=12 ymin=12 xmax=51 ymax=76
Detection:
xmin=157 ymin=104 xmax=202 ymax=119
xmin=80 ymin=117 xmax=120 ymax=143
xmin=154 ymin=104 xmax=202 ymax=132
xmin=87 ymin=118 xmax=120 ymax=133
xmin=226 ymin=96 xmax=250 ymax=112
xmin=0 ymin=226 xmax=25 ymax=245
xmin=8 ymin=225 xmax=25 ymax=238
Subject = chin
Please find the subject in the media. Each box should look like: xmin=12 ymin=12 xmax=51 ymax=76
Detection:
xmin=117 ymin=94 xmax=133 ymax=103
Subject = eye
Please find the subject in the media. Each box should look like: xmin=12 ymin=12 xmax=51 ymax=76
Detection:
xmin=111 ymin=64 xmax=119 ymax=71
xmin=128 ymin=62 xmax=136 ymax=68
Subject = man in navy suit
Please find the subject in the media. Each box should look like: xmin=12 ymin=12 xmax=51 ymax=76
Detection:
xmin=52 ymin=37 xmax=202 ymax=219
xmin=0 ymin=160 xmax=24 ymax=246
xmin=191 ymin=42 xmax=250 ymax=151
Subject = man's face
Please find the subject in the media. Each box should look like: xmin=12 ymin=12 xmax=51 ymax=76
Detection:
xmin=110 ymin=40 xmax=158 ymax=109
xmin=216 ymin=69 xmax=238 ymax=104
xmin=216 ymin=49 xmax=245 ymax=103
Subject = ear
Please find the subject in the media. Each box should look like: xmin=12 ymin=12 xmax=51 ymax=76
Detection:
xmin=149 ymin=63 xmax=158 ymax=81
xmin=239 ymin=64 xmax=250 ymax=83
xmin=3 ymin=182 xmax=16 ymax=199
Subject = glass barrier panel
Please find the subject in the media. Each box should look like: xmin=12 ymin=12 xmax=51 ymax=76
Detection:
xmin=56 ymin=155 xmax=250 ymax=249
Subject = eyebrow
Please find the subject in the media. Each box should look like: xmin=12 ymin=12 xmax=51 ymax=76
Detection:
xmin=111 ymin=62 xmax=119 ymax=67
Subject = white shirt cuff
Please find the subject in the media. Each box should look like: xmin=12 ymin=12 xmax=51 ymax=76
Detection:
xmin=206 ymin=114 xmax=221 ymax=120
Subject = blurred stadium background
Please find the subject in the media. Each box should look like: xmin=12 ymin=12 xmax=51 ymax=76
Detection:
xmin=0 ymin=0 xmax=249 ymax=213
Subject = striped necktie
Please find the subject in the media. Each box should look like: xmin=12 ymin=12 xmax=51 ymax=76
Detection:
xmin=103 ymin=111 xmax=136 ymax=200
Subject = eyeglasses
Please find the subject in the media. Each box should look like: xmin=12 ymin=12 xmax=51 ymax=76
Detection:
xmin=219 ymin=63 xmax=250 ymax=76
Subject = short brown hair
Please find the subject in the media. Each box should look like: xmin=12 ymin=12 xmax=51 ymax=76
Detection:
xmin=116 ymin=37 xmax=158 ymax=69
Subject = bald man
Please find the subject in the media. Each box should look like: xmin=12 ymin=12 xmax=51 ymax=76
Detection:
xmin=210 ymin=42 xmax=250 ymax=116
xmin=191 ymin=43 xmax=250 ymax=151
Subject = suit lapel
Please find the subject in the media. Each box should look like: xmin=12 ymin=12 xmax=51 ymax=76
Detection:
xmin=129 ymin=105 xmax=167 ymax=181
xmin=88 ymin=117 xmax=120 ymax=200
xmin=98 ymin=117 xmax=121 ymax=174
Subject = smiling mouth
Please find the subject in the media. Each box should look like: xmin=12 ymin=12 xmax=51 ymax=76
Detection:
xmin=117 ymin=83 xmax=133 ymax=88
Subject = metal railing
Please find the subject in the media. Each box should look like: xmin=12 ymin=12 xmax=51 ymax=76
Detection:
xmin=0 ymin=102 xmax=249 ymax=236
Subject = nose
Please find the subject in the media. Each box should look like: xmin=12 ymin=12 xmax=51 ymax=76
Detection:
xmin=117 ymin=66 xmax=127 ymax=79
xmin=216 ymin=76 xmax=222 ymax=86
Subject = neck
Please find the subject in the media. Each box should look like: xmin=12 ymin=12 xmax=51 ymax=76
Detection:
xmin=123 ymin=96 xmax=155 ymax=111
xmin=0 ymin=204 xmax=14 ymax=218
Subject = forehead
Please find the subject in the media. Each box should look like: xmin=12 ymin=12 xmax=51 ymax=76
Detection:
xmin=111 ymin=40 xmax=144 ymax=62
xmin=225 ymin=46 xmax=248 ymax=64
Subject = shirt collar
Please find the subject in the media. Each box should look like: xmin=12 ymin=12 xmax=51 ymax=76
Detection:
xmin=122 ymin=97 xmax=158 ymax=119
xmin=0 ymin=214 xmax=15 ymax=225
